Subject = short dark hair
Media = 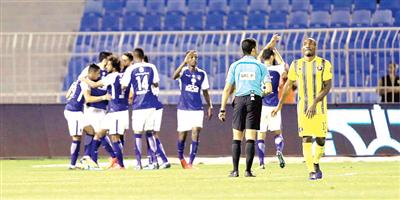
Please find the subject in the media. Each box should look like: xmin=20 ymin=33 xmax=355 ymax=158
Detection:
xmin=241 ymin=38 xmax=257 ymax=55
xmin=108 ymin=56 xmax=121 ymax=72
xmin=133 ymin=48 xmax=145 ymax=59
xmin=98 ymin=51 xmax=112 ymax=62
xmin=261 ymin=48 xmax=275 ymax=61
xmin=123 ymin=52 xmax=133 ymax=61
xmin=143 ymin=55 xmax=149 ymax=63
xmin=88 ymin=63 xmax=100 ymax=72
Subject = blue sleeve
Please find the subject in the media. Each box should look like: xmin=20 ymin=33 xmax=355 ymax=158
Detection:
xmin=226 ymin=63 xmax=236 ymax=85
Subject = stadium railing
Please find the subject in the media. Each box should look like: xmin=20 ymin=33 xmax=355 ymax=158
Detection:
xmin=1 ymin=27 xmax=398 ymax=104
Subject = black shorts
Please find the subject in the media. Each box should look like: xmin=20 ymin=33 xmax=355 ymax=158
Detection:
xmin=232 ymin=95 xmax=262 ymax=131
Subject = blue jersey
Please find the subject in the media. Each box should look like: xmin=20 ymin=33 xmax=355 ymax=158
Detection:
xmin=65 ymin=81 xmax=88 ymax=112
xmin=80 ymin=67 xmax=108 ymax=110
xmin=121 ymin=62 xmax=160 ymax=110
xmin=177 ymin=67 xmax=209 ymax=111
xmin=227 ymin=56 xmax=271 ymax=97
xmin=262 ymin=64 xmax=285 ymax=107
xmin=102 ymin=72 xmax=130 ymax=112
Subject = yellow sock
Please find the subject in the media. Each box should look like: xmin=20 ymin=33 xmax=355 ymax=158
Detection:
xmin=302 ymin=142 xmax=314 ymax=173
xmin=314 ymin=144 xmax=325 ymax=164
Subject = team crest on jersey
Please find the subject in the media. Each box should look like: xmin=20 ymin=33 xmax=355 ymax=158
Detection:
xmin=197 ymin=75 xmax=202 ymax=80
xmin=139 ymin=67 xmax=144 ymax=73
xmin=317 ymin=66 xmax=323 ymax=71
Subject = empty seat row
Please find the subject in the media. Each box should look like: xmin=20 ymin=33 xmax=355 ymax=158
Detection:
xmin=80 ymin=9 xmax=399 ymax=31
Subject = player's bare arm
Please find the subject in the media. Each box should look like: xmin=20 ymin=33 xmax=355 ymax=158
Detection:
xmin=172 ymin=50 xmax=194 ymax=80
xmin=80 ymin=77 xmax=104 ymax=88
xmin=202 ymin=89 xmax=213 ymax=120
xmin=219 ymin=83 xmax=234 ymax=122
xmin=305 ymin=79 xmax=332 ymax=118
xmin=272 ymin=47 xmax=284 ymax=65
xmin=272 ymin=79 xmax=295 ymax=117
xmin=257 ymin=34 xmax=280 ymax=61
xmin=83 ymin=89 xmax=111 ymax=103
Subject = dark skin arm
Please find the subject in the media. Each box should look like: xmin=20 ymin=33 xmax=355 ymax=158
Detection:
xmin=305 ymin=79 xmax=332 ymax=118
xmin=271 ymin=79 xmax=295 ymax=117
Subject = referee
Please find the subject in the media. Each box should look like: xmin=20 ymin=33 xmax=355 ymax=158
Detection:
xmin=218 ymin=38 xmax=272 ymax=177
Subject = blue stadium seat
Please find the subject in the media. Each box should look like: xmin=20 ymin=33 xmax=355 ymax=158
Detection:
xmin=226 ymin=12 xmax=246 ymax=30
xmin=354 ymin=0 xmax=376 ymax=11
xmin=268 ymin=13 xmax=287 ymax=29
xmin=229 ymin=0 xmax=248 ymax=14
xmin=125 ymin=0 xmax=146 ymax=16
xmin=103 ymin=0 xmax=125 ymax=15
xmin=379 ymin=0 xmax=400 ymax=15
xmin=208 ymin=0 xmax=228 ymax=14
xmin=101 ymin=13 xmax=120 ymax=31
xmin=184 ymin=12 xmax=204 ymax=30
xmin=205 ymin=12 xmax=225 ymax=30
xmin=84 ymin=0 xmax=103 ymax=16
xmin=351 ymin=10 xmax=371 ymax=27
xmin=291 ymin=0 xmax=310 ymax=12
xmin=395 ymin=11 xmax=400 ymax=26
xmin=332 ymin=0 xmax=352 ymax=11
xmin=80 ymin=14 xmax=101 ymax=31
xmin=166 ymin=0 xmax=186 ymax=15
xmin=270 ymin=0 xmax=289 ymax=14
xmin=187 ymin=0 xmax=207 ymax=14
xmin=164 ymin=12 xmax=184 ymax=30
xmin=372 ymin=10 xmax=393 ymax=27
xmin=247 ymin=12 xmax=267 ymax=29
xmin=143 ymin=14 xmax=162 ymax=30
xmin=312 ymin=0 xmax=331 ymax=11
xmin=146 ymin=0 xmax=166 ymax=14
xmin=331 ymin=10 xmax=350 ymax=27
xmin=249 ymin=0 xmax=268 ymax=14
xmin=122 ymin=13 xmax=142 ymax=30
xmin=288 ymin=11 xmax=308 ymax=29
xmin=310 ymin=11 xmax=330 ymax=28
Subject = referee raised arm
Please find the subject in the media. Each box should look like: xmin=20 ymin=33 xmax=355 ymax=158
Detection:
xmin=218 ymin=38 xmax=272 ymax=177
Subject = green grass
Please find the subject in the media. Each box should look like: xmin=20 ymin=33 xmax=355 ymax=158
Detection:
xmin=1 ymin=159 xmax=399 ymax=200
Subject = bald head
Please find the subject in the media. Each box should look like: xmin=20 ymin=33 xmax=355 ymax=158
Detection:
xmin=302 ymin=38 xmax=317 ymax=58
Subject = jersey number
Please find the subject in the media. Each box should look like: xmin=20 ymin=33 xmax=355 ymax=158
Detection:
xmin=135 ymin=75 xmax=149 ymax=92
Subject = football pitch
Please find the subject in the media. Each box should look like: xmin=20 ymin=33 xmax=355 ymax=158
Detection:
xmin=1 ymin=159 xmax=399 ymax=200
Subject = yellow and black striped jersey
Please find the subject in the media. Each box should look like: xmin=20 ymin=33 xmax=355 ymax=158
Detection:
xmin=288 ymin=56 xmax=333 ymax=116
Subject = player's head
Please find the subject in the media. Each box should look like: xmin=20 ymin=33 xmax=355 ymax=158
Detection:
xmin=98 ymin=51 xmax=112 ymax=65
xmin=144 ymin=55 xmax=149 ymax=63
xmin=121 ymin=52 xmax=133 ymax=69
xmin=388 ymin=63 xmax=398 ymax=75
xmin=185 ymin=50 xmax=198 ymax=67
xmin=106 ymin=55 xmax=121 ymax=73
xmin=88 ymin=63 xmax=101 ymax=81
xmin=241 ymin=38 xmax=258 ymax=57
xmin=302 ymin=38 xmax=317 ymax=58
xmin=133 ymin=48 xmax=145 ymax=63
xmin=261 ymin=48 xmax=275 ymax=65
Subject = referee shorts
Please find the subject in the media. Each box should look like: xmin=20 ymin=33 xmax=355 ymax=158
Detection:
xmin=232 ymin=95 xmax=262 ymax=131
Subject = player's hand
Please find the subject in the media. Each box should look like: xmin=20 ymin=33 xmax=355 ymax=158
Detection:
xmin=272 ymin=34 xmax=281 ymax=42
xmin=271 ymin=104 xmax=282 ymax=117
xmin=207 ymin=107 xmax=213 ymax=120
xmin=218 ymin=111 xmax=226 ymax=122
xmin=183 ymin=50 xmax=194 ymax=64
xmin=105 ymin=94 xmax=112 ymax=101
xmin=305 ymin=103 xmax=317 ymax=118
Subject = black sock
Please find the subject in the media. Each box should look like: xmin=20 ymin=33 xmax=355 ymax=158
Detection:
xmin=232 ymin=140 xmax=241 ymax=172
xmin=314 ymin=163 xmax=320 ymax=172
xmin=245 ymin=140 xmax=255 ymax=172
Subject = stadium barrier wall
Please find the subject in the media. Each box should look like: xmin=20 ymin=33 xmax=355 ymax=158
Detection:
xmin=0 ymin=104 xmax=399 ymax=158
